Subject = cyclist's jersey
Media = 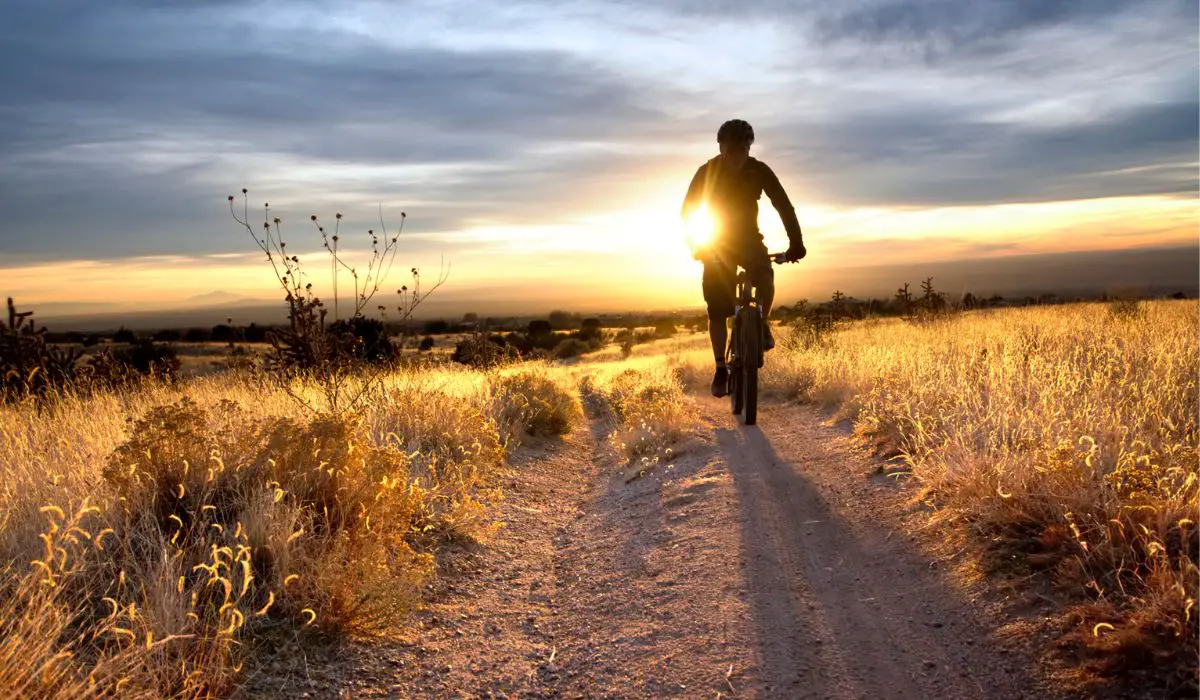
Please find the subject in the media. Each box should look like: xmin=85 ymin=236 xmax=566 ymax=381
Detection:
xmin=682 ymin=155 xmax=803 ymax=250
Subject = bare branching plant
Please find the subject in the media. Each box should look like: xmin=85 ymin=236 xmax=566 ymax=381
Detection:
xmin=228 ymin=190 xmax=448 ymax=414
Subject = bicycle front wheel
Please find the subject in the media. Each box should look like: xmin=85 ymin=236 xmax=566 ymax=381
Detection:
xmin=741 ymin=307 xmax=760 ymax=425
xmin=729 ymin=318 xmax=743 ymax=415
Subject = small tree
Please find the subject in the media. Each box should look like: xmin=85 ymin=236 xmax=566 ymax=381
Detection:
xmin=919 ymin=277 xmax=946 ymax=313
xmin=894 ymin=283 xmax=912 ymax=314
xmin=829 ymin=290 xmax=847 ymax=319
xmin=548 ymin=310 xmax=575 ymax=330
xmin=653 ymin=319 xmax=676 ymax=338
xmin=579 ymin=318 xmax=602 ymax=341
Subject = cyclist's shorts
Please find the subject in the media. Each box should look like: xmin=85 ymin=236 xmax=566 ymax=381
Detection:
xmin=702 ymin=242 xmax=773 ymax=319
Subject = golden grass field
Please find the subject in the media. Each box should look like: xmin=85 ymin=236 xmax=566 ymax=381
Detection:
xmin=0 ymin=300 xmax=1195 ymax=696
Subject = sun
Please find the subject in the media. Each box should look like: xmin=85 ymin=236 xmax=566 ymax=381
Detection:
xmin=684 ymin=204 xmax=716 ymax=251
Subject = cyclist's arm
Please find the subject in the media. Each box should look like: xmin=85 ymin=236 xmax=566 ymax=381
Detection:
xmin=760 ymin=162 xmax=803 ymax=244
xmin=681 ymin=164 xmax=708 ymax=218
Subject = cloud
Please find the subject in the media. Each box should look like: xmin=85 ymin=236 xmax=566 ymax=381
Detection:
xmin=0 ymin=0 xmax=694 ymax=258
xmin=813 ymin=0 xmax=1193 ymax=58
xmin=771 ymin=99 xmax=1198 ymax=206
xmin=0 ymin=0 xmax=1194 ymax=265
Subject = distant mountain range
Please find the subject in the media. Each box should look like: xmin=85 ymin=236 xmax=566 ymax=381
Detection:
xmin=32 ymin=246 xmax=1199 ymax=332
xmin=178 ymin=290 xmax=260 ymax=307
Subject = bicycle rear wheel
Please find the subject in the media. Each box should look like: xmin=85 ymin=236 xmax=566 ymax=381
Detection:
xmin=741 ymin=307 xmax=761 ymax=425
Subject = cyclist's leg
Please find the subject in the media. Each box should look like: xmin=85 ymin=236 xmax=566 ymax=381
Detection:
xmin=702 ymin=257 xmax=736 ymax=364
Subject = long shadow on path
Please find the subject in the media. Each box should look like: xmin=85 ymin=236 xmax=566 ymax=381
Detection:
xmin=717 ymin=407 xmax=1039 ymax=700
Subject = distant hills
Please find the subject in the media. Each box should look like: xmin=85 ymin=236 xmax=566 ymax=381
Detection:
xmin=777 ymin=245 xmax=1200 ymax=305
xmin=32 ymin=245 xmax=1199 ymax=332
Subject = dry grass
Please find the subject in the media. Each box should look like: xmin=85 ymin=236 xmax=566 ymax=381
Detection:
xmin=578 ymin=363 xmax=695 ymax=475
xmin=0 ymin=363 xmax=575 ymax=698
xmin=729 ymin=300 xmax=1197 ymax=691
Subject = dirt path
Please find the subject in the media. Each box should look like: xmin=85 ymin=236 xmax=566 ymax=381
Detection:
xmin=243 ymin=394 xmax=1060 ymax=699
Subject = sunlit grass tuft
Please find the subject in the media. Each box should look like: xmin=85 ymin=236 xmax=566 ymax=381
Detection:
xmin=579 ymin=363 xmax=694 ymax=474
xmin=490 ymin=368 xmax=583 ymax=444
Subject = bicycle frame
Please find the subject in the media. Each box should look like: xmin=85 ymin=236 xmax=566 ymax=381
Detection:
xmin=725 ymin=253 xmax=787 ymax=425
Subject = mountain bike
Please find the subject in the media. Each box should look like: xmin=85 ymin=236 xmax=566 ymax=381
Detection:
xmin=727 ymin=253 xmax=789 ymax=426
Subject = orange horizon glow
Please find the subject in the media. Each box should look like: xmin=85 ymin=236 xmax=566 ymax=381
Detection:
xmin=4 ymin=193 xmax=1196 ymax=313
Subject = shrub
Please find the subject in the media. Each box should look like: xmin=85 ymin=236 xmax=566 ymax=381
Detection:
xmin=1108 ymin=298 xmax=1142 ymax=320
xmin=554 ymin=338 xmax=591 ymax=359
xmin=652 ymin=319 xmax=676 ymax=338
xmin=490 ymin=371 xmax=580 ymax=442
xmin=100 ymin=398 xmax=434 ymax=641
xmin=228 ymin=190 xmax=445 ymax=379
xmin=781 ymin=309 xmax=836 ymax=351
xmin=452 ymin=333 xmax=518 ymax=369
xmin=114 ymin=339 xmax=181 ymax=378
xmin=326 ymin=316 xmax=396 ymax=364
xmin=527 ymin=319 xmax=553 ymax=338
xmin=579 ymin=318 xmax=603 ymax=341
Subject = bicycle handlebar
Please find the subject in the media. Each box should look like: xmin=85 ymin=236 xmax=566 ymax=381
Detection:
xmin=769 ymin=252 xmax=796 ymax=265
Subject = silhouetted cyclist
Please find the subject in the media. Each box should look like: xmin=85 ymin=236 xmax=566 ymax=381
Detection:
xmin=681 ymin=118 xmax=806 ymax=397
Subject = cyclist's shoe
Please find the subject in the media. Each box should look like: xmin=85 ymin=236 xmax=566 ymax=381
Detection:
xmin=710 ymin=366 xmax=729 ymax=397
xmin=763 ymin=326 xmax=776 ymax=351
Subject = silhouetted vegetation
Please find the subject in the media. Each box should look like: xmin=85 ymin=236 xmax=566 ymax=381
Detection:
xmin=2 ymin=298 xmax=188 ymax=403
xmin=2 ymin=298 xmax=86 ymax=403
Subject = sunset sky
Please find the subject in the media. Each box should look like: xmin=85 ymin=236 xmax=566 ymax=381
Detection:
xmin=2 ymin=0 xmax=1197 ymax=315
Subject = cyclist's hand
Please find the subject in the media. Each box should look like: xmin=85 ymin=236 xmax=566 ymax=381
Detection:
xmin=785 ymin=241 xmax=807 ymax=262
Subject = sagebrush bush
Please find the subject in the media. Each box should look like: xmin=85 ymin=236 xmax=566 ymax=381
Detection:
xmin=490 ymin=371 xmax=581 ymax=442
xmin=452 ymin=333 xmax=519 ymax=369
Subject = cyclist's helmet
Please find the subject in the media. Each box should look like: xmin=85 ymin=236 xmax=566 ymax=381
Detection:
xmin=717 ymin=119 xmax=755 ymax=144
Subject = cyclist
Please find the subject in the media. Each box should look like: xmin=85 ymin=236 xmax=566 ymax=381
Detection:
xmin=681 ymin=118 xmax=807 ymax=397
